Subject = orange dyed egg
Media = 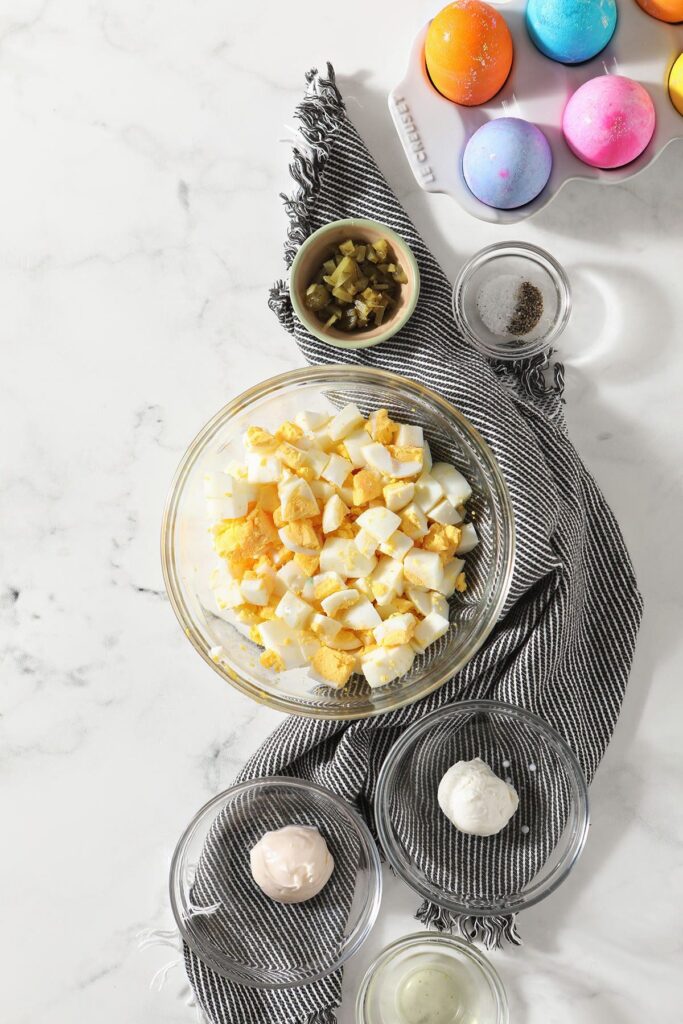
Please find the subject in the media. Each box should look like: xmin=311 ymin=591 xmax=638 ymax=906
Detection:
xmin=634 ymin=0 xmax=683 ymax=22
xmin=425 ymin=0 xmax=513 ymax=106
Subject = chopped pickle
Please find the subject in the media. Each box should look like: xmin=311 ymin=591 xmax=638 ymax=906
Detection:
xmin=305 ymin=283 xmax=330 ymax=312
xmin=303 ymin=236 xmax=408 ymax=334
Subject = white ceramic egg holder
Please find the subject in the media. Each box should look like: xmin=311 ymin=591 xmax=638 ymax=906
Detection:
xmin=389 ymin=0 xmax=683 ymax=223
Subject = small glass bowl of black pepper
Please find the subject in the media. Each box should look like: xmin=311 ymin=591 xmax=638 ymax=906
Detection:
xmin=452 ymin=242 xmax=571 ymax=361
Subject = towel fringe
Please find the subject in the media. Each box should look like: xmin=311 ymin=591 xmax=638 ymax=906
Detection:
xmin=492 ymin=348 xmax=566 ymax=401
xmin=280 ymin=64 xmax=345 ymax=267
xmin=415 ymin=900 xmax=522 ymax=951
xmin=305 ymin=1011 xmax=337 ymax=1024
xmin=268 ymin=278 xmax=293 ymax=329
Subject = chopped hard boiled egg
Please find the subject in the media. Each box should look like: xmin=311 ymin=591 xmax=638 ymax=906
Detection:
xmin=205 ymin=405 xmax=477 ymax=691
xmin=361 ymin=644 xmax=416 ymax=687
xmin=328 ymin=404 xmax=365 ymax=441
xmin=383 ymin=480 xmax=414 ymax=512
xmin=322 ymin=493 xmax=348 ymax=534
xmin=431 ymin=463 xmax=472 ymax=507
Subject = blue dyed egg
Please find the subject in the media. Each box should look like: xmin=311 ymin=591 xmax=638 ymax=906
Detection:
xmin=462 ymin=117 xmax=553 ymax=210
xmin=526 ymin=0 xmax=617 ymax=64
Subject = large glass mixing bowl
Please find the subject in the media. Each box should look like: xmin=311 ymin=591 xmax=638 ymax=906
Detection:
xmin=161 ymin=366 xmax=515 ymax=719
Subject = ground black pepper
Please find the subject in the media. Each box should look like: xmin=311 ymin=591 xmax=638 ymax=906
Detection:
xmin=507 ymin=281 xmax=543 ymax=336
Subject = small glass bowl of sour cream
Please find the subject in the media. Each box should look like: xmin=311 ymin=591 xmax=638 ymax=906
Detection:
xmin=375 ymin=700 xmax=589 ymax=918
xmin=356 ymin=932 xmax=508 ymax=1024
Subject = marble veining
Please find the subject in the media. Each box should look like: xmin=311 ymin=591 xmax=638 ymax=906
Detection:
xmin=1 ymin=2 xmax=681 ymax=1022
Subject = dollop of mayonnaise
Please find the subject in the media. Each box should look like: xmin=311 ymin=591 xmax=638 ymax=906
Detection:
xmin=250 ymin=824 xmax=334 ymax=903
xmin=437 ymin=757 xmax=519 ymax=837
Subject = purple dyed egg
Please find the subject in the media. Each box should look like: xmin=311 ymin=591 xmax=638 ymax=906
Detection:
xmin=462 ymin=117 xmax=553 ymax=209
xmin=562 ymin=76 xmax=656 ymax=169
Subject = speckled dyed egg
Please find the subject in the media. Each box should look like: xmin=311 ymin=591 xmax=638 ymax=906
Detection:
xmin=669 ymin=53 xmax=683 ymax=116
xmin=425 ymin=0 xmax=513 ymax=106
xmin=634 ymin=0 xmax=683 ymax=22
xmin=562 ymin=76 xmax=656 ymax=169
xmin=526 ymin=0 xmax=617 ymax=64
xmin=462 ymin=117 xmax=553 ymax=209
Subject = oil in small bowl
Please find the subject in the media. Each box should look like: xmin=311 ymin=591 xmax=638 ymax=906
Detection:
xmin=356 ymin=932 xmax=508 ymax=1024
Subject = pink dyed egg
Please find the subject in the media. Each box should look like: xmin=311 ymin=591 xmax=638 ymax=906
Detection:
xmin=562 ymin=75 xmax=656 ymax=169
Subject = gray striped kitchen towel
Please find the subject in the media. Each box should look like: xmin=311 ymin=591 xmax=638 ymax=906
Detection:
xmin=184 ymin=65 xmax=642 ymax=1024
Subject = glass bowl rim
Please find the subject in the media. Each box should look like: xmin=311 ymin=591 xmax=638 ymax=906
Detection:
xmin=452 ymin=241 xmax=572 ymax=361
xmin=160 ymin=364 xmax=516 ymax=720
xmin=354 ymin=930 xmax=509 ymax=1024
xmin=169 ymin=775 xmax=383 ymax=989
xmin=375 ymin=698 xmax=590 ymax=916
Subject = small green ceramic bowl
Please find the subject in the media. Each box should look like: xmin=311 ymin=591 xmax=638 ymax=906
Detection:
xmin=289 ymin=218 xmax=420 ymax=349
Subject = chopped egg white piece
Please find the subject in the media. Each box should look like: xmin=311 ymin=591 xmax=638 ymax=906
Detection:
xmin=311 ymin=479 xmax=335 ymax=503
xmin=370 ymin=556 xmax=404 ymax=607
xmin=355 ymin=528 xmax=380 ymax=558
xmin=320 ymin=538 xmax=377 ymax=578
xmin=321 ymin=453 xmax=353 ymax=488
xmin=413 ymin=474 xmax=444 ymax=514
xmin=258 ymin=620 xmax=309 ymax=670
xmin=437 ymin=558 xmax=465 ymax=597
xmin=374 ymin=612 xmax=417 ymax=646
xmin=343 ymin=428 xmax=372 ymax=468
xmin=276 ymin=561 xmax=307 ymax=595
xmin=239 ymin=577 xmax=271 ymax=606
xmin=431 ymin=463 xmax=473 ymax=507
xmin=327 ymin=630 xmax=362 ymax=651
xmin=400 ymin=502 xmax=429 ymax=540
xmin=457 ymin=523 xmax=479 ymax=554
xmin=306 ymin=449 xmax=331 ymax=477
xmin=301 ymin=571 xmax=344 ymax=603
xmin=361 ymin=644 xmax=416 ymax=687
xmin=321 ymin=588 xmax=360 ymax=617
xmin=278 ymin=525 xmax=319 ymax=555
xmin=390 ymin=457 xmax=423 ymax=479
xmin=405 ymin=584 xmax=432 ymax=617
xmin=362 ymin=442 xmax=394 ymax=476
xmin=295 ymin=410 xmax=330 ymax=432
xmin=328 ymin=403 xmax=365 ymax=440
xmin=356 ymin=506 xmax=401 ymax=543
xmin=428 ymin=497 xmax=463 ymax=526
xmin=395 ymin=424 xmax=424 ymax=447
xmin=414 ymin=611 xmax=450 ymax=648
xmin=404 ymin=550 xmax=444 ymax=591
xmin=322 ymin=493 xmax=348 ymax=534
xmin=275 ymin=591 xmax=313 ymax=630
xmin=379 ymin=530 xmax=414 ymax=561
xmin=206 ymin=495 xmax=248 ymax=522
xmin=246 ymin=453 xmax=282 ymax=484
xmin=206 ymin=404 xmax=476 ymax=691
xmin=204 ymin=471 xmax=233 ymax=498
xmin=310 ymin=612 xmax=343 ymax=642
xmin=383 ymin=480 xmax=414 ymax=512
xmin=339 ymin=596 xmax=382 ymax=630
xmin=213 ymin=579 xmax=243 ymax=611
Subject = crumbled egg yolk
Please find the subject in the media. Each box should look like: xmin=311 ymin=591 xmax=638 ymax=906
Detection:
xmin=275 ymin=421 xmax=303 ymax=443
xmin=311 ymin=647 xmax=356 ymax=688
xmin=352 ymin=469 xmax=382 ymax=506
xmin=205 ymin=406 xmax=476 ymax=691
xmin=260 ymin=649 xmax=285 ymax=672
xmin=245 ymin=426 xmax=278 ymax=451
xmin=368 ymin=408 xmax=397 ymax=444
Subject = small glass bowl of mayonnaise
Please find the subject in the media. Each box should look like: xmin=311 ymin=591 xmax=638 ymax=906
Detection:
xmin=170 ymin=776 xmax=382 ymax=989
xmin=356 ymin=932 xmax=508 ymax=1024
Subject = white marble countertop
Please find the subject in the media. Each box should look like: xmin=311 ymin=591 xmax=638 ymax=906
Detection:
xmin=2 ymin=2 xmax=682 ymax=1021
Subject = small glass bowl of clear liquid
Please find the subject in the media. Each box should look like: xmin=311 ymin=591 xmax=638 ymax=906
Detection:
xmin=356 ymin=932 xmax=508 ymax=1024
